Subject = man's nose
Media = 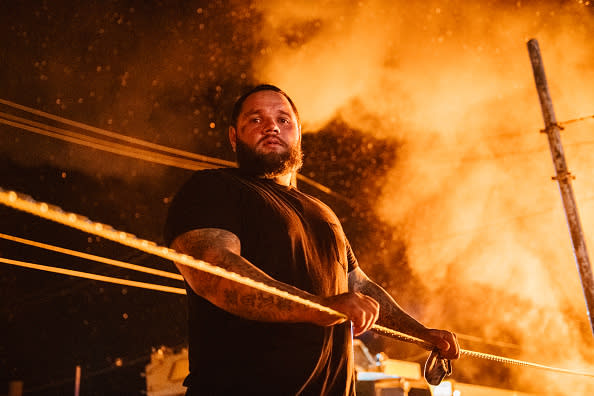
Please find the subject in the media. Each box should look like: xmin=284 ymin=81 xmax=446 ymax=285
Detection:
xmin=262 ymin=118 xmax=280 ymax=134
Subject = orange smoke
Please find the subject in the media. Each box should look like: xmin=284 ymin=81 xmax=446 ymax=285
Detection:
xmin=253 ymin=0 xmax=594 ymax=392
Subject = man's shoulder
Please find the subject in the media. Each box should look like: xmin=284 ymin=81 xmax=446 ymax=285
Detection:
xmin=169 ymin=168 xmax=242 ymax=203
xmin=294 ymin=188 xmax=334 ymax=211
xmin=165 ymin=168 xmax=242 ymax=245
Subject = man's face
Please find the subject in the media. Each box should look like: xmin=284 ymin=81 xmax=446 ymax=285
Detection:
xmin=229 ymin=90 xmax=302 ymax=177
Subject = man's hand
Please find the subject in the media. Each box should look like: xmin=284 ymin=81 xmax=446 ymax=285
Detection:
xmin=423 ymin=329 xmax=460 ymax=360
xmin=315 ymin=292 xmax=380 ymax=336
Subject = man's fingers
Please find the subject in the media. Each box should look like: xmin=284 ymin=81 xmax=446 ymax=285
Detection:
xmin=442 ymin=332 xmax=459 ymax=360
xmin=362 ymin=296 xmax=379 ymax=333
xmin=350 ymin=293 xmax=380 ymax=335
xmin=427 ymin=329 xmax=460 ymax=360
xmin=323 ymin=292 xmax=380 ymax=336
xmin=447 ymin=332 xmax=460 ymax=359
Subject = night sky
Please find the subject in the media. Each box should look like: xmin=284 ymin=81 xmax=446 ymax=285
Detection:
xmin=2 ymin=0 xmax=594 ymax=395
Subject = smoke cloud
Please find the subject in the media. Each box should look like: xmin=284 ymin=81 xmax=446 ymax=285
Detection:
xmin=253 ymin=0 xmax=594 ymax=392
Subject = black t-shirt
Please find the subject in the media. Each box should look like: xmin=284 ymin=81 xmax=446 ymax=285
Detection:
xmin=165 ymin=168 xmax=358 ymax=396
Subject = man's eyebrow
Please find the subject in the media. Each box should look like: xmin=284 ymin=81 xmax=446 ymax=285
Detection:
xmin=241 ymin=109 xmax=261 ymax=117
xmin=241 ymin=109 xmax=294 ymax=118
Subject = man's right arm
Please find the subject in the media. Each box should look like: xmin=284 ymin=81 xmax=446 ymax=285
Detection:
xmin=172 ymin=228 xmax=379 ymax=334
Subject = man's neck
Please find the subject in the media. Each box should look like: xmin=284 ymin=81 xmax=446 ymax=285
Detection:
xmin=236 ymin=165 xmax=295 ymax=187
xmin=266 ymin=172 xmax=293 ymax=187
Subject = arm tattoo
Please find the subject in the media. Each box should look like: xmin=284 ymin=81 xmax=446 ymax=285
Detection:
xmin=224 ymin=289 xmax=239 ymax=306
xmin=350 ymin=269 xmax=427 ymax=337
xmin=172 ymin=228 xmax=322 ymax=324
xmin=173 ymin=228 xmax=241 ymax=260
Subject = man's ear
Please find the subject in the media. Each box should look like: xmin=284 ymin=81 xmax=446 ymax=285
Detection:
xmin=228 ymin=126 xmax=237 ymax=152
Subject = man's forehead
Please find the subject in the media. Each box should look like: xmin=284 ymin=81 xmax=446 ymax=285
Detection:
xmin=240 ymin=91 xmax=296 ymax=115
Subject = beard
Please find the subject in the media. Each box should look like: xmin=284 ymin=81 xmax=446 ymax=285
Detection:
xmin=235 ymin=137 xmax=303 ymax=179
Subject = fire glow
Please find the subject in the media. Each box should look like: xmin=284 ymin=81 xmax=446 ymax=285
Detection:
xmin=252 ymin=0 xmax=594 ymax=393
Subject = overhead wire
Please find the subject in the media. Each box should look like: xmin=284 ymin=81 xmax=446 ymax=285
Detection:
xmin=0 ymin=257 xmax=186 ymax=295
xmin=0 ymin=98 xmax=235 ymax=168
xmin=559 ymin=113 xmax=594 ymax=126
xmin=0 ymin=232 xmax=183 ymax=280
xmin=0 ymin=98 xmax=355 ymax=205
xmin=0 ymin=114 xmax=213 ymax=172
xmin=0 ymin=231 xmax=183 ymax=306
xmin=2 ymin=187 xmax=594 ymax=379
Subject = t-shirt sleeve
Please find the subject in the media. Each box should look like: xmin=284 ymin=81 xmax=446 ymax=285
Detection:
xmin=345 ymin=238 xmax=359 ymax=273
xmin=164 ymin=170 xmax=241 ymax=246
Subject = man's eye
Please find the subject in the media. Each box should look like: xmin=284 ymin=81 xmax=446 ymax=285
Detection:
xmin=279 ymin=118 xmax=290 ymax=124
xmin=250 ymin=118 xmax=261 ymax=123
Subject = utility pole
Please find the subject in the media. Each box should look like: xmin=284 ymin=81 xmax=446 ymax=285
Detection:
xmin=527 ymin=38 xmax=594 ymax=336
xmin=8 ymin=381 xmax=23 ymax=396
xmin=74 ymin=365 xmax=81 ymax=396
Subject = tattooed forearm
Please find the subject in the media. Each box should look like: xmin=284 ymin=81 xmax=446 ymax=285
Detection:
xmin=218 ymin=286 xmax=307 ymax=321
xmin=349 ymin=268 xmax=427 ymax=337
xmin=171 ymin=228 xmax=329 ymax=324
xmin=224 ymin=289 xmax=240 ymax=306
xmin=172 ymin=228 xmax=241 ymax=262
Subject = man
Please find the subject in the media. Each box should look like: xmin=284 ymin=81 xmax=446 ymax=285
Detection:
xmin=164 ymin=84 xmax=459 ymax=395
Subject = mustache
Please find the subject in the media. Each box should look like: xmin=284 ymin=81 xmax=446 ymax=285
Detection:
xmin=258 ymin=135 xmax=287 ymax=147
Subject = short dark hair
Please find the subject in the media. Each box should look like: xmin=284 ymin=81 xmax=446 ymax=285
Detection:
xmin=231 ymin=84 xmax=301 ymax=129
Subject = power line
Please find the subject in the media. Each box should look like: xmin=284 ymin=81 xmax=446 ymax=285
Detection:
xmin=0 ymin=98 xmax=355 ymax=205
xmin=0 ymin=257 xmax=186 ymax=295
xmin=0 ymin=98 xmax=234 ymax=167
xmin=0 ymin=231 xmax=183 ymax=307
xmin=559 ymin=113 xmax=594 ymax=126
xmin=0 ymin=232 xmax=183 ymax=281
xmin=0 ymin=114 xmax=213 ymax=172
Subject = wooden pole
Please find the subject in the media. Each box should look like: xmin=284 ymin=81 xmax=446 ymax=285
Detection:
xmin=74 ymin=365 xmax=81 ymax=396
xmin=527 ymin=38 xmax=594 ymax=336
xmin=8 ymin=381 xmax=23 ymax=396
